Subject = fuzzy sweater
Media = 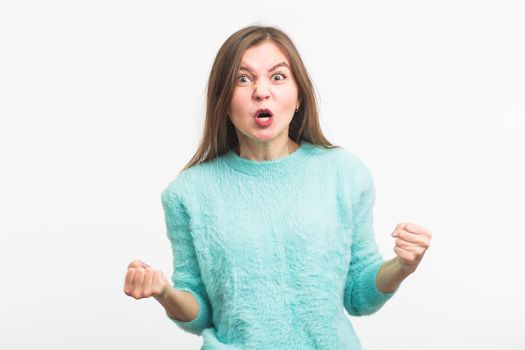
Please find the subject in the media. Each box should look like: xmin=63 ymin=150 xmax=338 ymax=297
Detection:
xmin=160 ymin=140 xmax=397 ymax=349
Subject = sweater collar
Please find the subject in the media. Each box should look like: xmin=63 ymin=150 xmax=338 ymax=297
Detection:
xmin=221 ymin=140 xmax=316 ymax=177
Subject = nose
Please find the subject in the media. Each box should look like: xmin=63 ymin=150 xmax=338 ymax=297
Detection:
xmin=253 ymin=82 xmax=270 ymax=101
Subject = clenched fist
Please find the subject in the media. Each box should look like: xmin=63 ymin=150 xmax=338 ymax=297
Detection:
xmin=391 ymin=222 xmax=432 ymax=274
xmin=124 ymin=259 xmax=170 ymax=300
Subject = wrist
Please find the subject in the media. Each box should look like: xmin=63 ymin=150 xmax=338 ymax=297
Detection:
xmin=155 ymin=284 xmax=175 ymax=302
xmin=394 ymin=256 xmax=417 ymax=276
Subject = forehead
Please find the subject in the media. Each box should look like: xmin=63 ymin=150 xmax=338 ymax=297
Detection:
xmin=239 ymin=41 xmax=290 ymax=70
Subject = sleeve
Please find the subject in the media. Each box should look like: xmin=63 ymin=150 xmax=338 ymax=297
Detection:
xmin=161 ymin=186 xmax=214 ymax=335
xmin=343 ymin=157 xmax=397 ymax=316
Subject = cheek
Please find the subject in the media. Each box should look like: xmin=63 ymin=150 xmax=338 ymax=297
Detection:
xmin=278 ymin=85 xmax=299 ymax=104
xmin=230 ymin=91 xmax=249 ymax=113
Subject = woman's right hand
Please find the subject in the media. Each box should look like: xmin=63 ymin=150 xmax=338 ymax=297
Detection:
xmin=124 ymin=259 xmax=170 ymax=300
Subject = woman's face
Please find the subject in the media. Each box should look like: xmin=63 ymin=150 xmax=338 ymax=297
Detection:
xmin=228 ymin=41 xmax=300 ymax=147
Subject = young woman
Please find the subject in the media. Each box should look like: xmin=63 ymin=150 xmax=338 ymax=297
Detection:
xmin=124 ymin=25 xmax=432 ymax=349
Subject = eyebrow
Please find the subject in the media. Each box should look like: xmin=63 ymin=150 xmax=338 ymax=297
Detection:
xmin=239 ymin=61 xmax=290 ymax=74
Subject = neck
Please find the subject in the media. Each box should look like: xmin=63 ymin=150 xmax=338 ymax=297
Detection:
xmin=235 ymin=138 xmax=300 ymax=161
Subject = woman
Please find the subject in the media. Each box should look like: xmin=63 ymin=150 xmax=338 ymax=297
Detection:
xmin=124 ymin=25 xmax=432 ymax=349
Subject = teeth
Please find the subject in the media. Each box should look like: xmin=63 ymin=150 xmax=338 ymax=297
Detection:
xmin=258 ymin=116 xmax=270 ymax=121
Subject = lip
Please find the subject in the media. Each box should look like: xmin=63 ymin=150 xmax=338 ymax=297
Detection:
xmin=254 ymin=108 xmax=274 ymax=118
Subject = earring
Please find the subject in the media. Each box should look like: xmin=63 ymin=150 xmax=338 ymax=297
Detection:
xmin=295 ymin=106 xmax=299 ymax=113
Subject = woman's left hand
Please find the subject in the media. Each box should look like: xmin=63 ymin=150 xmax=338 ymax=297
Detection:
xmin=391 ymin=222 xmax=432 ymax=274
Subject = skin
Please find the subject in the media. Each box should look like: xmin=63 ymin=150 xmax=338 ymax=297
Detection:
xmin=376 ymin=223 xmax=432 ymax=293
xmin=228 ymin=40 xmax=301 ymax=161
xmin=123 ymin=42 xmax=433 ymax=320
xmin=124 ymin=260 xmax=198 ymax=322
xmin=123 ymin=41 xmax=305 ymax=322
xmin=123 ymin=223 xmax=433 ymax=321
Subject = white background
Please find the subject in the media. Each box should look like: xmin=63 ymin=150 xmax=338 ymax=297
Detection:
xmin=1 ymin=0 xmax=523 ymax=349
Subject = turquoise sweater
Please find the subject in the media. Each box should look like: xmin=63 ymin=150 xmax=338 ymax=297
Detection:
xmin=161 ymin=141 xmax=397 ymax=349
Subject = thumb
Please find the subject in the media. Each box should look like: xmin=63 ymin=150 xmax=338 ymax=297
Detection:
xmin=128 ymin=259 xmax=150 ymax=269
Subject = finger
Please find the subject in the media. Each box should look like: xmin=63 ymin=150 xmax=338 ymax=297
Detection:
xmin=132 ymin=268 xmax=146 ymax=298
xmin=394 ymin=245 xmax=423 ymax=261
xmin=393 ymin=222 xmax=425 ymax=235
xmin=404 ymin=223 xmax=431 ymax=236
xmin=395 ymin=242 xmax=427 ymax=265
xmin=143 ymin=268 xmax=155 ymax=297
xmin=128 ymin=259 xmax=151 ymax=269
xmin=395 ymin=229 xmax=430 ymax=247
xmin=153 ymin=270 xmax=166 ymax=296
xmin=151 ymin=270 xmax=160 ymax=294
xmin=128 ymin=260 xmax=141 ymax=268
xmin=124 ymin=268 xmax=136 ymax=295
xmin=128 ymin=260 xmax=143 ymax=269
xmin=395 ymin=238 xmax=423 ymax=252
xmin=394 ymin=245 xmax=414 ymax=260
xmin=394 ymin=246 xmax=419 ymax=269
xmin=398 ymin=229 xmax=424 ymax=242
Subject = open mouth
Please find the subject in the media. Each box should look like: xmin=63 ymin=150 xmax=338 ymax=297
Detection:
xmin=254 ymin=109 xmax=273 ymax=126
xmin=256 ymin=111 xmax=272 ymax=120
xmin=255 ymin=109 xmax=273 ymax=120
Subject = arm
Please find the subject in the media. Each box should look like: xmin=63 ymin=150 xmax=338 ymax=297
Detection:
xmin=378 ymin=221 xmax=432 ymax=292
xmin=375 ymin=256 xmax=413 ymax=293
xmin=154 ymin=285 xmax=199 ymax=322
xmin=343 ymin=159 xmax=398 ymax=316
xmin=160 ymin=186 xmax=214 ymax=335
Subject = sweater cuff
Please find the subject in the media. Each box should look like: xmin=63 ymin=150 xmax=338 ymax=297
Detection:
xmin=361 ymin=260 xmax=397 ymax=306
xmin=166 ymin=287 xmax=212 ymax=335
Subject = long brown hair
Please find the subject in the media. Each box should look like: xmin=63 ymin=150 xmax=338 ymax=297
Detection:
xmin=181 ymin=25 xmax=339 ymax=172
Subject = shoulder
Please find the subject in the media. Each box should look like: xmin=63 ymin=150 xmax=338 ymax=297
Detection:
xmin=319 ymin=146 xmax=375 ymax=200
xmin=161 ymin=157 xmax=222 ymax=205
xmin=315 ymin=145 xmax=372 ymax=180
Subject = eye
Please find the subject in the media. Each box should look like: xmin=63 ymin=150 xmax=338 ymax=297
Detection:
xmin=272 ymin=73 xmax=286 ymax=81
xmin=238 ymin=75 xmax=252 ymax=84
